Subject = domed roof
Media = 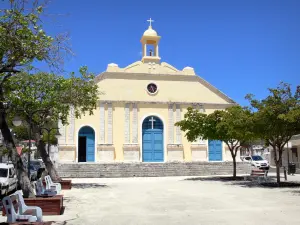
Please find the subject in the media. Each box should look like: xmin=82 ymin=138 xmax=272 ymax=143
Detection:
xmin=143 ymin=26 xmax=158 ymax=36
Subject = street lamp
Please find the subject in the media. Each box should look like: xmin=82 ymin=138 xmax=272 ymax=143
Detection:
xmin=12 ymin=116 xmax=22 ymax=127
xmin=40 ymin=127 xmax=61 ymax=155
xmin=12 ymin=115 xmax=32 ymax=178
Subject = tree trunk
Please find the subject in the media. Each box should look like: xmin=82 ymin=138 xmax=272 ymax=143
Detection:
xmin=232 ymin=156 xmax=237 ymax=179
xmin=0 ymin=104 xmax=35 ymax=197
xmin=229 ymin=146 xmax=237 ymax=179
xmin=33 ymin=129 xmax=62 ymax=182
xmin=273 ymin=146 xmax=281 ymax=184
xmin=276 ymin=161 xmax=280 ymax=184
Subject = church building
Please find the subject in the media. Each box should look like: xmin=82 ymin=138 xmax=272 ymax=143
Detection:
xmin=57 ymin=20 xmax=236 ymax=163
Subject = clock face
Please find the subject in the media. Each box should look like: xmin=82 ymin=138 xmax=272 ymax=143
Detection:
xmin=147 ymin=83 xmax=158 ymax=94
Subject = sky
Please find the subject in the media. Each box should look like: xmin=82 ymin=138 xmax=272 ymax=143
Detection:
xmin=4 ymin=0 xmax=300 ymax=106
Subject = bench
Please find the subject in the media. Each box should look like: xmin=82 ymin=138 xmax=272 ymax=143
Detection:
xmin=250 ymin=169 xmax=268 ymax=182
xmin=24 ymin=195 xmax=63 ymax=216
xmin=59 ymin=180 xmax=72 ymax=190
xmin=24 ymin=195 xmax=64 ymax=216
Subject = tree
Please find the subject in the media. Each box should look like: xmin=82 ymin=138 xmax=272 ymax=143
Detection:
xmin=246 ymin=82 xmax=300 ymax=184
xmin=0 ymin=0 xmax=70 ymax=197
xmin=6 ymin=68 xmax=99 ymax=181
xmin=176 ymin=105 xmax=255 ymax=178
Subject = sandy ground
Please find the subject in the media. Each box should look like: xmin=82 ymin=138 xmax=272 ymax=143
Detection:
xmin=1 ymin=173 xmax=300 ymax=225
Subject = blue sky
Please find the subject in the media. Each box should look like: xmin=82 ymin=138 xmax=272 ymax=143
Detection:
xmin=6 ymin=0 xmax=300 ymax=105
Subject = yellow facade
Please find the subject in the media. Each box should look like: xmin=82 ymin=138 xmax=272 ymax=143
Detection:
xmin=58 ymin=22 xmax=236 ymax=163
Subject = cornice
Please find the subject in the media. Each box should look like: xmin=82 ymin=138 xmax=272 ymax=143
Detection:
xmin=98 ymin=100 xmax=236 ymax=108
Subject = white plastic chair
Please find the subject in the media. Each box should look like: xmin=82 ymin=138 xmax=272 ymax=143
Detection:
xmin=45 ymin=175 xmax=61 ymax=194
xmin=36 ymin=178 xmax=56 ymax=196
xmin=2 ymin=194 xmax=37 ymax=223
xmin=31 ymin=181 xmax=37 ymax=196
xmin=15 ymin=190 xmax=43 ymax=222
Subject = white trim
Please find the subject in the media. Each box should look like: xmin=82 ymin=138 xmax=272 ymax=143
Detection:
xmin=175 ymin=104 xmax=182 ymax=144
xmin=107 ymin=103 xmax=113 ymax=144
xmin=124 ymin=103 xmax=130 ymax=143
xmin=132 ymin=103 xmax=138 ymax=143
xmin=140 ymin=113 xmax=167 ymax=163
xmin=76 ymin=124 xmax=97 ymax=163
xmin=99 ymin=103 xmax=105 ymax=144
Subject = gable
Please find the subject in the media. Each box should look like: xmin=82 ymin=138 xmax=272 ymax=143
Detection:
xmin=95 ymin=72 xmax=235 ymax=105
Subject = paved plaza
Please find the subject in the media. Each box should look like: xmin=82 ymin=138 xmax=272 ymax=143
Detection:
xmin=2 ymin=173 xmax=300 ymax=225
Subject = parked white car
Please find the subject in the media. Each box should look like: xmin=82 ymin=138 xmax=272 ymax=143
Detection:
xmin=241 ymin=155 xmax=270 ymax=170
xmin=0 ymin=163 xmax=18 ymax=196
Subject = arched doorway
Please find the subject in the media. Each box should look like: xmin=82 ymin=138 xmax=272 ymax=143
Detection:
xmin=142 ymin=116 xmax=164 ymax=162
xmin=78 ymin=126 xmax=95 ymax=162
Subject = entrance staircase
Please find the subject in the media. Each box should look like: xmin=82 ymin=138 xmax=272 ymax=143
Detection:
xmin=57 ymin=162 xmax=249 ymax=178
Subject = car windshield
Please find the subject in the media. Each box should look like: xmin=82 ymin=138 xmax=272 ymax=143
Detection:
xmin=0 ymin=168 xmax=8 ymax=177
xmin=31 ymin=161 xmax=42 ymax=167
xmin=30 ymin=165 xmax=36 ymax=170
xmin=252 ymin=156 xmax=263 ymax=161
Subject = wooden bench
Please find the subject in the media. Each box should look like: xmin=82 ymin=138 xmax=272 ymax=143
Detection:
xmin=24 ymin=195 xmax=64 ymax=216
xmin=251 ymin=169 xmax=267 ymax=176
xmin=59 ymin=180 xmax=72 ymax=190
xmin=250 ymin=169 xmax=268 ymax=181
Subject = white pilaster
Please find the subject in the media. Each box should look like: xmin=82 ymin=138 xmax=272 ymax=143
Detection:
xmin=68 ymin=106 xmax=75 ymax=144
xmin=107 ymin=103 xmax=113 ymax=144
xmin=124 ymin=103 xmax=130 ymax=143
xmin=168 ymin=104 xmax=174 ymax=144
xmin=99 ymin=103 xmax=105 ymax=144
xmin=58 ymin=119 xmax=66 ymax=145
xmin=132 ymin=103 xmax=138 ymax=143
xmin=175 ymin=104 xmax=182 ymax=144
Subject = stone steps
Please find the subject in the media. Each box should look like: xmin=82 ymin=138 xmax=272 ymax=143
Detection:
xmin=57 ymin=162 xmax=249 ymax=178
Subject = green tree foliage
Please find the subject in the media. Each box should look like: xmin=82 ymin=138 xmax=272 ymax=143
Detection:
xmin=6 ymin=66 xmax=98 ymax=125
xmin=0 ymin=0 xmax=70 ymax=197
xmin=0 ymin=0 xmax=69 ymax=76
xmin=246 ymin=82 xmax=300 ymax=184
xmin=176 ymin=105 xmax=255 ymax=178
xmin=5 ymin=68 xmax=99 ymax=181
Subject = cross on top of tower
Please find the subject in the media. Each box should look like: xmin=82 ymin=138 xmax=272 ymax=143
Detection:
xmin=147 ymin=18 xmax=154 ymax=27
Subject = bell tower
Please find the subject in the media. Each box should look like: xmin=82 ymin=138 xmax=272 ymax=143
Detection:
xmin=141 ymin=18 xmax=161 ymax=64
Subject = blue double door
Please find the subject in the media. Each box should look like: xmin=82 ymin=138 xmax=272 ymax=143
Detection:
xmin=208 ymin=140 xmax=222 ymax=161
xmin=78 ymin=126 xmax=95 ymax=162
xmin=142 ymin=116 xmax=164 ymax=162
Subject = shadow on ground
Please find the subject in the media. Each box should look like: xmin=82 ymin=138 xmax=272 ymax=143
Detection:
xmin=184 ymin=176 xmax=300 ymax=189
xmin=72 ymin=183 xmax=109 ymax=189
xmin=185 ymin=176 xmax=245 ymax=182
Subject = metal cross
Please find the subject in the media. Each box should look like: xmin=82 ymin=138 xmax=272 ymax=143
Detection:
xmin=147 ymin=18 xmax=154 ymax=27
xmin=149 ymin=116 xmax=156 ymax=129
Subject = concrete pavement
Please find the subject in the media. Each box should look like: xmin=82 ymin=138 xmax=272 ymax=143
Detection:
xmin=1 ymin=174 xmax=300 ymax=224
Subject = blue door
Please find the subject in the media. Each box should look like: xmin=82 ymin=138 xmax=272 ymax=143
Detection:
xmin=86 ymin=134 xmax=95 ymax=162
xmin=78 ymin=126 xmax=95 ymax=162
xmin=142 ymin=116 xmax=164 ymax=162
xmin=208 ymin=140 xmax=222 ymax=161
